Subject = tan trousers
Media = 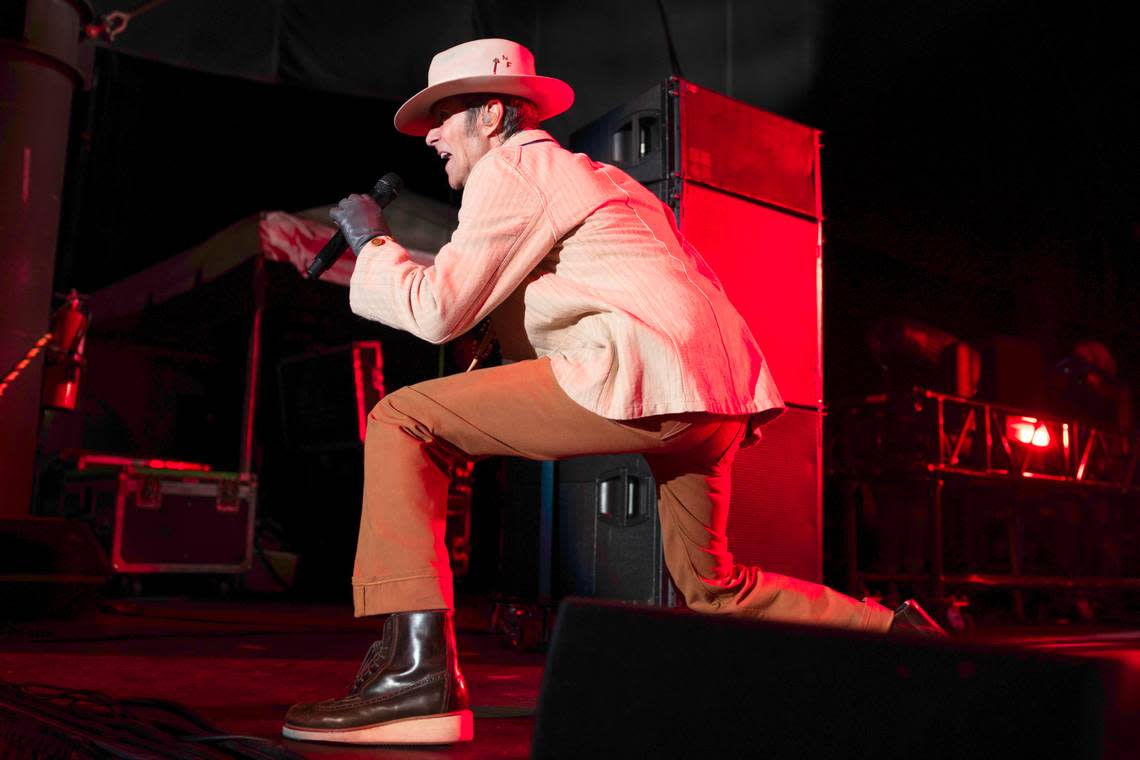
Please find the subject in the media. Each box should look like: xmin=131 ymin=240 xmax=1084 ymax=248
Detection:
xmin=353 ymin=357 xmax=893 ymax=633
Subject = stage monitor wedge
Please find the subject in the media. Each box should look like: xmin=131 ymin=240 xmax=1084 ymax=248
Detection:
xmin=534 ymin=600 xmax=1122 ymax=760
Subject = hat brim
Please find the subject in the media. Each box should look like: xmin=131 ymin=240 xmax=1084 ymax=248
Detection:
xmin=394 ymin=74 xmax=575 ymax=136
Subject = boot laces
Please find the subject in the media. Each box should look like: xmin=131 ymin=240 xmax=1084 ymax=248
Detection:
xmin=349 ymin=638 xmax=389 ymax=693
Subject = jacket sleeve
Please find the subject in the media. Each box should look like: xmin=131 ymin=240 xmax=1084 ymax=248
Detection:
xmin=349 ymin=150 xmax=555 ymax=344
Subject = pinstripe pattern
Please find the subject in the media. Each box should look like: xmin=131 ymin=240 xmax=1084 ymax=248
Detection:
xmin=349 ymin=129 xmax=783 ymax=430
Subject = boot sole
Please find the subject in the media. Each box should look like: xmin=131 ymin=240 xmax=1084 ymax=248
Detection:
xmin=283 ymin=709 xmax=474 ymax=744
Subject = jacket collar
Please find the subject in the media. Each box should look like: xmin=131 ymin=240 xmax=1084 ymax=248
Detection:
xmin=500 ymin=128 xmax=557 ymax=148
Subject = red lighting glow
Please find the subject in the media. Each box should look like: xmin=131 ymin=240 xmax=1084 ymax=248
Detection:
xmin=147 ymin=459 xmax=212 ymax=472
xmin=1006 ymin=417 xmax=1051 ymax=448
xmin=78 ymin=454 xmax=211 ymax=472
xmin=353 ymin=341 xmax=385 ymax=443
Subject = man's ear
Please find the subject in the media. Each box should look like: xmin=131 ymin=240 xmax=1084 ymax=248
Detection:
xmin=482 ymin=99 xmax=505 ymax=136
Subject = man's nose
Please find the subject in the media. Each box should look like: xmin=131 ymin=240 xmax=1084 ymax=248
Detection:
xmin=425 ymin=127 xmax=440 ymax=147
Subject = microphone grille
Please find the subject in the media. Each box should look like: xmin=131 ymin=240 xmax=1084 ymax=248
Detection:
xmin=375 ymin=173 xmax=404 ymax=199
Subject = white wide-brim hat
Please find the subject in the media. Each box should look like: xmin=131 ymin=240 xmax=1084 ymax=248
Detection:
xmin=394 ymin=38 xmax=575 ymax=136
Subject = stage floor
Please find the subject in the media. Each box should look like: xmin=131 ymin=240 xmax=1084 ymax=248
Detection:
xmin=2 ymin=596 xmax=1139 ymax=758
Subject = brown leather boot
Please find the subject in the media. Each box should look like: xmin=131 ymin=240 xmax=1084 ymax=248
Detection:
xmin=283 ymin=610 xmax=473 ymax=744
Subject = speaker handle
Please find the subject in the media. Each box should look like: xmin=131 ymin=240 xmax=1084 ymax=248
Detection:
xmin=596 ymin=467 xmax=650 ymax=527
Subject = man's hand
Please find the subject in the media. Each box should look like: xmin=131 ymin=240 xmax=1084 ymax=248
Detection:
xmin=330 ymin=194 xmax=392 ymax=254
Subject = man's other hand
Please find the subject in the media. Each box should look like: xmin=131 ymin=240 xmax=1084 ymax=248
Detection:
xmin=330 ymin=194 xmax=392 ymax=254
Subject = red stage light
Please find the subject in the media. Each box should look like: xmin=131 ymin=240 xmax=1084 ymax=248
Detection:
xmin=1007 ymin=416 xmax=1051 ymax=448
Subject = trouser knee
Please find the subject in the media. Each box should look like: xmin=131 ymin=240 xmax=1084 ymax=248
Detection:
xmin=370 ymin=388 xmax=410 ymax=422
xmin=680 ymin=583 xmax=735 ymax=615
xmin=365 ymin=389 xmax=418 ymax=442
xmin=664 ymin=559 xmax=736 ymax=614
xmin=365 ymin=387 xmax=468 ymax=469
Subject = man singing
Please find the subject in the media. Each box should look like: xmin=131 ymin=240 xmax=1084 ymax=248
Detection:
xmin=283 ymin=37 xmax=942 ymax=747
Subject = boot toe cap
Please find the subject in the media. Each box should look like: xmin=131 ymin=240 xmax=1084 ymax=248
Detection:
xmin=285 ymin=698 xmax=365 ymax=730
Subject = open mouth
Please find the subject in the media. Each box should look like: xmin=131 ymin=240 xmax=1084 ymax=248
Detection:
xmin=439 ymin=151 xmax=452 ymax=163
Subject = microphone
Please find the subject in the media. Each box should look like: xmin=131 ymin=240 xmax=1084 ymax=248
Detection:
xmin=307 ymin=172 xmax=404 ymax=280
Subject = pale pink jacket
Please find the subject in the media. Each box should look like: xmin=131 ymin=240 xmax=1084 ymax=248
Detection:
xmin=349 ymin=129 xmax=783 ymax=433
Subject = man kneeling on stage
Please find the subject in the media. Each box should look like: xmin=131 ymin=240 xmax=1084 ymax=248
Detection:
xmin=283 ymin=38 xmax=944 ymax=746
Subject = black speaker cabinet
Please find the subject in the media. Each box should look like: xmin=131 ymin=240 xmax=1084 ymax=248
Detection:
xmin=554 ymin=454 xmax=668 ymax=605
xmin=501 ymin=455 xmax=670 ymax=606
xmin=571 ymin=78 xmax=824 ymax=582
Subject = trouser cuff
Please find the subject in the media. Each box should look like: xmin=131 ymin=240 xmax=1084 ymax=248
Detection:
xmin=351 ymin=575 xmax=453 ymax=617
xmin=861 ymin=596 xmax=896 ymax=633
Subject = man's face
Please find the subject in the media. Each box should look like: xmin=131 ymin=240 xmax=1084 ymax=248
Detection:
xmin=425 ymin=96 xmax=495 ymax=191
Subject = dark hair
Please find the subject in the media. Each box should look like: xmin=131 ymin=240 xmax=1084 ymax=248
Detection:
xmin=461 ymin=94 xmax=540 ymax=139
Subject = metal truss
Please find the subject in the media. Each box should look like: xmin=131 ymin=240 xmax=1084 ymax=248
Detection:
xmin=829 ymin=388 xmax=1137 ymax=492
xmin=831 ymin=388 xmax=1140 ymax=607
xmin=922 ymin=389 xmax=1138 ymax=492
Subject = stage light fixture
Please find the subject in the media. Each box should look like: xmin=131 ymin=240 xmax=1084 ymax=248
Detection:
xmin=1007 ymin=416 xmax=1051 ymax=448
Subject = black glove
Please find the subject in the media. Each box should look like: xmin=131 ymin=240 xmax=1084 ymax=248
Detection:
xmin=330 ymin=194 xmax=392 ymax=254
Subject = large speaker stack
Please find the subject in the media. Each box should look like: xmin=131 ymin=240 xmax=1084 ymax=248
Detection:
xmin=538 ymin=78 xmax=824 ymax=598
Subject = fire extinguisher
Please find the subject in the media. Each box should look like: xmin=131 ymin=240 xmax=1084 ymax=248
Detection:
xmin=41 ymin=291 xmax=91 ymax=411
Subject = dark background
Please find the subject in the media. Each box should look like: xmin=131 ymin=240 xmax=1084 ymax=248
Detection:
xmin=62 ymin=0 xmax=1138 ymax=404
